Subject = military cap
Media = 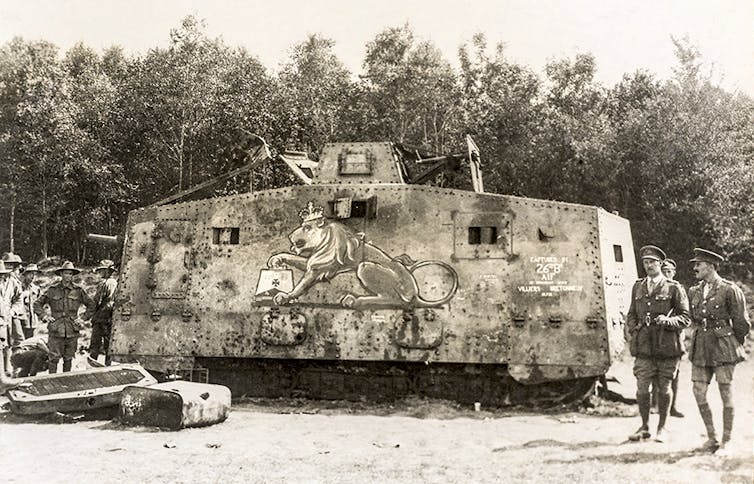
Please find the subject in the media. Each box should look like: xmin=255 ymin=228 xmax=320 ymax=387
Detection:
xmin=94 ymin=259 xmax=116 ymax=272
xmin=1 ymin=252 xmax=22 ymax=266
xmin=689 ymin=248 xmax=724 ymax=264
xmin=0 ymin=260 xmax=11 ymax=274
xmin=661 ymin=258 xmax=676 ymax=270
xmin=639 ymin=245 xmax=666 ymax=261
xmin=55 ymin=260 xmax=82 ymax=274
xmin=22 ymin=263 xmax=39 ymax=273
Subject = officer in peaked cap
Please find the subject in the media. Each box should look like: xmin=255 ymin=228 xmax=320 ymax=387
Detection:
xmin=625 ymin=245 xmax=690 ymax=443
xmin=639 ymin=245 xmax=666 ymax=261
xmin=34 ymin=261 xmax=94 ymax=373
xmin=687 ymin=248 xmax=750 ymax=455
xmin=88 ymin=260 xmax=118 ymax=366
xmin=689 ymin=248 xmax=725 ymax=265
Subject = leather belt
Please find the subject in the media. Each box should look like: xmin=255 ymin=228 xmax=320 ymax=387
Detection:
xmin=699 ymin=318 xmax=725 ymax=331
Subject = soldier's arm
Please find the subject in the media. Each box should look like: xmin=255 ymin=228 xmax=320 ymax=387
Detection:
xmin=727 ymin=285 xmax=751 ymax=344
xmin=80 ymin=287 xmax=97 ymax=320
xmin=33 ymin=290 xmax=49 ymax=318
xmin=662 ymin=284 xmax=690 ymax=329
xmin=9 ymin=279 xmax=24 ymax=317
xmin=103 ymin=279 xmax=117 ymax=310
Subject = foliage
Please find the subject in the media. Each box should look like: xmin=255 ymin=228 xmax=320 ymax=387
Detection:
xmin=0 ymin=19 xmax=752 ymax=278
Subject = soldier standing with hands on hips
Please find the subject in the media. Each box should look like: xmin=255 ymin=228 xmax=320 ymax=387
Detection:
xmin=687 ymin=248 xmax=750 ymax=455
xmin=625 ymin=245 xmax=690 ymax=442
xmin=34 ymin=261 xmax=95 ymax=373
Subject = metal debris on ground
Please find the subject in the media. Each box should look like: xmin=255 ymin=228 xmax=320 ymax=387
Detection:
xmin=119 ymin=381 xmax=231 ymax=430
xmin=5 ymin=364 xmax=156 ymax=415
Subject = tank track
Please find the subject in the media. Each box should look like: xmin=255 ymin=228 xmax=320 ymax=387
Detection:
xmin=192 ymin=358 xmax=596 ymax=408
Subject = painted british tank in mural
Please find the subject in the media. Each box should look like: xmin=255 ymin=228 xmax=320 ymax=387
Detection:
xmin=102 ymin=136 xmax=637 ymax=406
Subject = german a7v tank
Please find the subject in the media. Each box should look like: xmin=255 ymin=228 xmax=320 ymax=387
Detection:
xmin=107 ymin=136 xmax=637 ymax=406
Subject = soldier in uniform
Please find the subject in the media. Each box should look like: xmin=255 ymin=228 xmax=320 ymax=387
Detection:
xmin=34 ymin=261 xmax=95 ymax=373
xmin=88 ymin=259 xmax=118 ymax=366
xmin=625 ymin=245 xmax=690 ymax=442
xmin=2 ymin=252 xmax=23 ymax=282
xmin=19 ymin=263 xmax=41 ymax=338
xmin=10 ymin=335 xmax=49 ymax=377
xmin=2 ymin=253 xmax=26 ymax=351
xmin=0 ymin=259 xmax=24 ymax=377
xmin=660 ymin=258 xmax=684 ymax=418
xmin=687 ymin=248 xmax=750 ymax=454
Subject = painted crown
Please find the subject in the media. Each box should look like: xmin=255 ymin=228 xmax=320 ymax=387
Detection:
xmin=299 ymin=201 xmax=324 ymax=222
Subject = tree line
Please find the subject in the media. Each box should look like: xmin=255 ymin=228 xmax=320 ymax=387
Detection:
xmin=1 ymin=16 xmax=752 ymax=283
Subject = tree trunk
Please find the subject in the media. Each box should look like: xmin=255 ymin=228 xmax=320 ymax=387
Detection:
xmin=178 ymin=152 xmax=184 ymax=191
xmin=41 ymin=185 xmax=48 ymax=259
xmin=8 ymin=189 xmax=15 ymax=253
xmin=178 ymin=121 xmax=187 ymax=191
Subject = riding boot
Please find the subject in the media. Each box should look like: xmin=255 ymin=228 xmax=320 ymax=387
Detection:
xmin=670 ymin=373 xmax=683 ymax=417
xmin=62 ymin=359 xmax=72 ymax=372
xmin=48 ymin=361 xmax=58 ymax=374
xmin=629 ymin=393 xmax=652 ymax=441
xmin=657 ymin=392 xmax=670 ymax=430
xmin=696 ymin=402 xmax=718 ymax=451
xmin=722 ymin=407 xmax=734 ymax=444
xmin=638 ymin=392 xmax=650 ymax=428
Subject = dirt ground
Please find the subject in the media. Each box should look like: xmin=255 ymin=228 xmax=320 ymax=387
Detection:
xmin=0 ymin=354 xmax=752 ymax=484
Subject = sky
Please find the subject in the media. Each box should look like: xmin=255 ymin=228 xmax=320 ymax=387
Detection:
xmin=1 ymin=0 xmax=752 ymax=95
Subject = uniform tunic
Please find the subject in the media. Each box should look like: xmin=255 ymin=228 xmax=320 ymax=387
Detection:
xmin=10 ymin=335 xmax=49 ymax=377
xmin=625 ymin=276 xmax=690 ymax=393
xmin=34 ymin=281 xmax=95 ymax=338
xmin=626 ymin=276 xmax=691 ymax=359
xmin=90 ymin=277 xmax=117 ymax=357
xmin=91 ymin=278 xmax=117 ymax=325
xmin=19 ymin=282 xmax=40 ymax=331
xmin=0 ymin=276 xmax=24 ymax=349
xmin=688 ymin=275 xmax=750 ymax=368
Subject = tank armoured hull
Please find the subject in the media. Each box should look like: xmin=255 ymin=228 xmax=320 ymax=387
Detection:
xmin=110 ymin=141 xmax=637 ymax=405
xmin=110 ymin=177 xmax=635 ymax=406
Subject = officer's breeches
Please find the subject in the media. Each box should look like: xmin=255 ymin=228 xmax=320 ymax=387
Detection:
xmin=634 ymin=357 xmax=679 ymax=395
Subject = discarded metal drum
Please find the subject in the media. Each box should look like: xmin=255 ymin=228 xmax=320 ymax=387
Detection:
xmin=5 ymin=364 xmax=156 ymax=415
xmin=118 ymin=381 xmax=231 ymax=430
